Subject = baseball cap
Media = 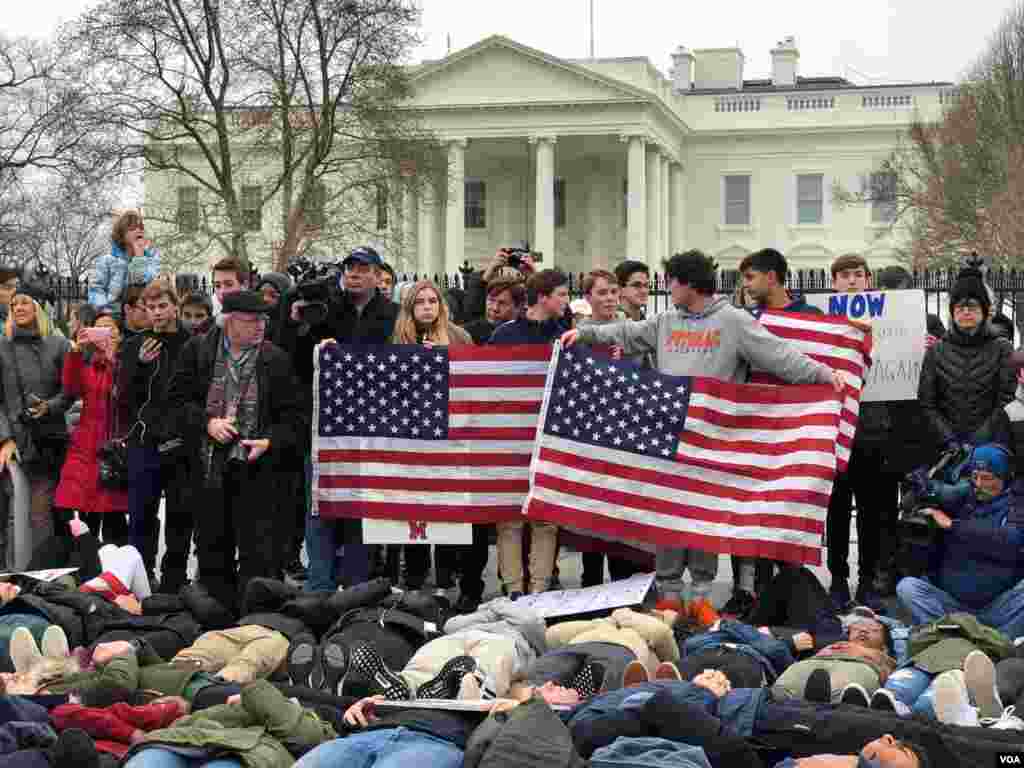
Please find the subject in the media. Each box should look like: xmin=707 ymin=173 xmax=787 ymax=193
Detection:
xmin=343 ymin=246 xmax=383 ymax=268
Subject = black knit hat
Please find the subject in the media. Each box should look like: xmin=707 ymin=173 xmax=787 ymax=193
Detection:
xmin=221 ymin=290 xmax=272 ymax=314
xmin=949 ymin=266 xmax=991 ymax=318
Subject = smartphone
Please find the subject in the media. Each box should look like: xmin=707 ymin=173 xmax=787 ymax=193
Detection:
xmin=82 ymin=326 xmax=113 ymax=344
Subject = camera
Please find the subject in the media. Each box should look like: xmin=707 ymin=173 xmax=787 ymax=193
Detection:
xmin=501 ymin=243 xmax=543 ymax=270
xmin=899 ymin=446 xmax=973 ymax=524
xmin=287 ymin=257 xmax=343 ymax=325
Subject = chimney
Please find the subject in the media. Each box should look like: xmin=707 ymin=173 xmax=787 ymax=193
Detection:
xmin=771 ymin=36 xmax=799 ymax=87
xmin=693 ymin=47 xmax=744 ymax=90
xmin=670 ymin=46 xmax=695 ymax=93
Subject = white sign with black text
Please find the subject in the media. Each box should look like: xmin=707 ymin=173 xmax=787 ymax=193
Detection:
xmin=362 ymin=519 xmax=473 ymax=545
xmin=806 ymin=290 xmax=926 ymax=402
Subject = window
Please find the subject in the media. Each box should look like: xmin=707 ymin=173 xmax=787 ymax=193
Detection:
xmin=241 ymin=185 xmax=262 ymax=232
xmin=870 ymin=171 xmax=897 ymax=223
xmin=177 ymin=186 xmax=199 ymax=233
xmin=796 ymin=173 xmax=824 ymax=225
xmin=723 ymin=175 xmax=750 ymax=226
xmin=554 ymin=178 xmax=566 ymax=228
xmin=375 ymin=184 xmax=389 ymax=231
xmin=304 ymin=181 xmax=326 ymax=230
xmin=464 ymin=179 xmax=485 ymax=229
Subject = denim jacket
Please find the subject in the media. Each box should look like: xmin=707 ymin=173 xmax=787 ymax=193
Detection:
xmin=684 ymin=620 xmax=795 ymax=683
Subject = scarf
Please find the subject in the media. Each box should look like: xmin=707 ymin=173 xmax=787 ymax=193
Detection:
xmin=201 ymin=335 xmax=261 ymax=488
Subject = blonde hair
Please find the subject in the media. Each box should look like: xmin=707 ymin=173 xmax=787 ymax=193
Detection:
xmin=392 ymin=280 xmax=454 ymax=345
xmin=5 ymin=297 xmax=54 ymax=339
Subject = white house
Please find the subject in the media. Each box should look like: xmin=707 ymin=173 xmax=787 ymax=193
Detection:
xmin=145 ymin=34 xmax=952 ymax=276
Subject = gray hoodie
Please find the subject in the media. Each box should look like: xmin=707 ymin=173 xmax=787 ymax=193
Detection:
xmin=575 ymin=295 xmax=833 ymax=385
xmin=443 ymin=597 xmax=547 ymax=672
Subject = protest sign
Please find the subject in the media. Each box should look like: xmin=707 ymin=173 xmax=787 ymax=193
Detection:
xmin=513 ymin=572 xmax=656 ymax=619
xmin=806 ymin=290 xmax=926 ymax=402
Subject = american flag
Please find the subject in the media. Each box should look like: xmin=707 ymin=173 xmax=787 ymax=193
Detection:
xmin=311 ymin=343 xmax=550 ymax=523
xmin=747 ymin=310 xmax=872 ymax=472
xmin=524 ymin=344 xmax=845 ymax=565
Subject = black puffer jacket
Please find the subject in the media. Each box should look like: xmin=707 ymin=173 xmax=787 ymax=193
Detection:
xmin=917 ymin=322 xmax=1015 ymax=449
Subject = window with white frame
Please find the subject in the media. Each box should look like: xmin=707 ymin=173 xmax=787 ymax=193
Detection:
xmin=796 ymin=173 xmax=824 ymax=225
xmin=464 ymin=179 xmax=486 ymax=228
xmin=723 ymin=175 xmax=751 ymax=226
xmin=870 ymin=171 xmax=897 ymax=223
xmin=554 ymin=178 xmax=566 ymax=228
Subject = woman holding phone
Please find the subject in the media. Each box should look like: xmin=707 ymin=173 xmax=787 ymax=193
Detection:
xmin=54 ymin=310 xmax=130 ymax=542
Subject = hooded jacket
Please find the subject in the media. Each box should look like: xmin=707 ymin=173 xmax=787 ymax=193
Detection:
xmin=929 ymin=485 xmax=1024 ymax=608
xmin=576 ymin=296 xmax=832 ymax=385
xmin=918 ymin=322 xmax=1015 ymax=447
xmin=87 ymin=242 xmax=161 ymax=313
xmin=443 ymin=597 xmax=547 ymax=674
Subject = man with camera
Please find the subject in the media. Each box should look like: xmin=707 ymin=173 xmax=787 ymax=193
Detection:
xmin=118 ymin=278 xmax=193 ymax=592
xmin=165 ymin=290 xmax=306 ymax=617
xmin=460 ymin=245 xmax=538 ymax=324
xmin=286 ymin=246 xmax=399 ymax=593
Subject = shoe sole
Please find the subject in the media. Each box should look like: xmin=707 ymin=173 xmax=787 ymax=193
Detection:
xmin=870 ymin=689 xmax=897 ymax=712
xmin=287 ymin=641 xmax=317 ymax=688
xmin=350 ymin=645 xmax=410 ymax=700
xmin=41 ymin=625 xmax=69 ymax=659
xmin=964 ymin=651 xmax=1002 ymax=720
xmin=840 ymin=684 xmax=870 ymax=707
xmin=321 ymin=640 xmax=348 ymax=695
xmin=933 ymin=672 xmax=971 ymax=725
xmin=417 ymin=655 xmax=478 ymax=699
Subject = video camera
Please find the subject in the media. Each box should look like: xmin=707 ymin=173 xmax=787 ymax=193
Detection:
xmin=286 ymin=257 xmax=343 ymax=326
xmin=899 ymin=445 xmax=973 ymax=525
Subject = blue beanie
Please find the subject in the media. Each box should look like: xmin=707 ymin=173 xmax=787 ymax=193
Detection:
xmin=972 ymin=444 xmax=1012 ymax=480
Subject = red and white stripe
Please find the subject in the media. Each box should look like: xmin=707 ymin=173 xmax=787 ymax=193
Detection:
xmin=747 ymin=310 xmax=871 ymax=472
xmin=313 ymin=345 xmax=550 ymax=523
xmin=526 ymin=352 xmax=844 ymax=565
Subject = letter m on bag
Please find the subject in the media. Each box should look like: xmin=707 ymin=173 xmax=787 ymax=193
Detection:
xmin=408 ymin=521 xmax=428 ymax=541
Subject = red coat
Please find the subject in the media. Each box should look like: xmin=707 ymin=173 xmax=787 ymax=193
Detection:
xmin=54 ymin=349 xmax=129 ymax=514
xmin=51 ymin=701 xmax=183 ymax=758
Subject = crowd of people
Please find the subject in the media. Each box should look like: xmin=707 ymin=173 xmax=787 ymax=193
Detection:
xmin=0 ymin=209 xmax=1019 ymax=767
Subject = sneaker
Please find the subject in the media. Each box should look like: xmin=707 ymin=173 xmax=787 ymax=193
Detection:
xmin=721 ymin=590 xmax=756 ymax=619
xmin=829 ymin=581 xmax=852 ymax=610
xmin=320 ymin=636 xmax=349 ymax=695
xmin=622 ymin=660 xmax=649 ymax=688
xmin=804 ymin=668 xmax=831 ymax=703
xmin=568 ymin=661 xmax=605 ymax=699
xmin=840 ymin=682 xmax=871 ymax=707
xmin=689 ymin=598 xmax=720 ymax=628
xmin=870 ymin=687 xmax=910 ymax=715
xmin=933 ymin=671 xmax=979 ymax=727
xmin=964 ymin=649 xmax=1004 ymax=720
xmin=416 ymin=655 xmax=478 ymax=700
xmin=349 ymin=644 xmax=411 ymax=701
xmin=41 ymin=625 xmax=69 ymax=660
xmin=654 ymin=661 xmax=682 ymax=681
xmin=286 ymin=634 xmax=320 ymax=688
xmin=982 ymin=705 xmax=1024 ymax=730
xmin=9 ymin=627 xmax=42 ymax=674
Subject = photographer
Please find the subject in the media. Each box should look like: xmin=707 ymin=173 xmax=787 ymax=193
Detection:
xmin=0 ymin=289 xmax=71 ymax=566
xmin=165 ymin=290 xmax=306 ymax=617
xmin=118 ymin=278 xmax=193 ymax=592
xmin=285 ymin=247 xmax=399 ymax=593
xmin=462 ymin=245 xmax=537 ymax=323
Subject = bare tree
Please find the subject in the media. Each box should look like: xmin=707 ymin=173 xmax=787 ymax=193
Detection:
xmin=65 ymin=0 xmax=442 ymax=272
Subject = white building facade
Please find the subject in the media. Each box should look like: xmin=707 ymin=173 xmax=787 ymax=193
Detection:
xmin=145 ymin=35 xmax=952 ymax=275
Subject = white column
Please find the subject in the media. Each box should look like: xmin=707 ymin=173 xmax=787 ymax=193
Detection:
xmin=646 ymin=146 xmax=662 ymax=267
xmin=401 ymin=185 xmax=417 ymax=274
xmin=531 ymin=135 xmax=556 ymax=266
xmin=417 ymin=181 xmax=438 ymax=277
xmin=660 ymin=154 xmax=670 ymax=261
xmin=444 ymin=138 xmax=468 ymax=274
xmin=622 ymin=135 xmax=646 ymax=263
xmin=669 ymin=162 xmax=685 ymax=253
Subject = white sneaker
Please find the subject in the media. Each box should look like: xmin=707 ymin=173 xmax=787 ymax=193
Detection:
xmin=933 ymin=670 xmax=979 ymax=727
xmin=982 ymin=705 xmax=1024 ymax=730
xmin=964 ymin=649 xmax=1004 ymax=720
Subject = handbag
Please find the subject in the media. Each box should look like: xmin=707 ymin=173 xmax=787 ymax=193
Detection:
xmin=97 ymin=437 xmax=130 ymax=489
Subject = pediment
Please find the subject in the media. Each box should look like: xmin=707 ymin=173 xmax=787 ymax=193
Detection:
xmin=408 ymin=35 xmax=650 ymax=108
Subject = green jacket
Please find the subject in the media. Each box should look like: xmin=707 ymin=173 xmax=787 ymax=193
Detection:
xmin=907 ymin=612 xmax=1013 ymax=674
xmin=126 ymin=680 xmax=336 ymax=768
xmin=47 ymin=641 xmax=200 ymax=701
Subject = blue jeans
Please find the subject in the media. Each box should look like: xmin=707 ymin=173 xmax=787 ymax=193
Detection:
xmin=897 ymin=576 xmax=1024 ymax=639
xmin=883 ymin=666 xmax=938 ymax=718
xmin=294 ymin=728 xmax=463 ymax=768
xmin=123 ymin=748 xmax=242 ymax=768
xmin=304 ymin=456 xmax=369 ymax=592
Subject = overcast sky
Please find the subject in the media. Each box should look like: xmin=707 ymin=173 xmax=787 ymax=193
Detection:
xmin=7 ymin=0 xmax=1017 ymax=85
